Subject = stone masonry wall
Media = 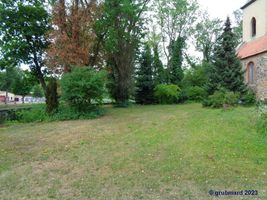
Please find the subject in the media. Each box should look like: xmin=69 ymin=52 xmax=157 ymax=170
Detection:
xmin=241 ymin=52 xmax=267 ymax=100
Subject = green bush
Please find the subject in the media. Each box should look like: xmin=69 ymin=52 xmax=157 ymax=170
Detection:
xmin=224 ymin=91 xmax=240 ymax=106
xmin=50 ymin=104 xmax=105 ymax=121
xmin=0 ymin=112 xmax=6 ymax=124
xmin=256 ymin=103 xmax=267 ymax=135
xmin=154 ymin=84 xmax=181 ymax=104
xmin=205 ymin=90 xmax=225 ymax=108
xmin=61 ymin=67 xmax=106 ymax=111
xmin=178 ymin=88 xmax=188 ymax=103
xmin=186 ymin=86 xmax=207 ymax=101
xmin=16 ymin=105 xmax=48 ymax=123
xmin=257 ymin=114 xmax=267 ymax=136
xmin=182 ymin=63 xmax=209 ymax=88
xmin=15 ymin=104 xmax=105 ymax=123
xmin=202 ymin=89 xmax=239 ymax=108
xmin=241 ymin=89 xmax=256 ymax=106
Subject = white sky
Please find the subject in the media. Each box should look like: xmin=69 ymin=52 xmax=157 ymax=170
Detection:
xmin=198 ymin=0 xmax=247 ymax=19
xmin=185 ymin=0 xmax=248 ymax=61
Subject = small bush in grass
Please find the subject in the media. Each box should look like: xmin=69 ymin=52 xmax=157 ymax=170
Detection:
xmin=154 ymin=84 xmax=181 ymax=104
xmin=0 ymin=113 xmax=6 ymax=124
xmin=178 ymin=88 xmax=188 ymax=103
xmin=224 ymin=91 xmax=240 ymax=106
xmin=16 ymin=105 xmax=48 ymax=123
xmin=15 ymin=104 xmax=105 ymax=123
xmin=50 ymin=104 xmax=105 ymax=121
xmin=205 ymin=90 xmax=225 ymax=108
xmin=186 ymin=86 xmax=207 ymax=101
xmin=202 ymin=89 xmax=239 ymax=108
xmin=241 ymin=89 xmax=256 ymax=106
xmin=61 ymin=67 xmax=106 ymax=111
xmin=256 ymin=102 xmax=267 ymax=135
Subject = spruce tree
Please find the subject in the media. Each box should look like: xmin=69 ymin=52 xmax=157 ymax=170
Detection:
xmin=169 ymin=37 xmax=185 ymax=86
xmin=153 ymin=45 xmax=166 ymax=85
xmin=207 ymin=17 xmax=246 ymax=94
xmin=135 ymin=45 xmax=154 ymax=104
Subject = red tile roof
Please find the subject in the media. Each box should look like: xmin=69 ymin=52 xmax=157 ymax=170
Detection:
xmin=237 ymin=35 xmax=267 ymax=59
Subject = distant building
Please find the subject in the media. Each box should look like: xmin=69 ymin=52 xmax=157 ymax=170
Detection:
xmin=0 ymin=91 xmax=45 ymax=104
xmin=0 ymin=91 xmax=15 ymax=103
xmin=237 ymin=0 xmax=267 ymax=100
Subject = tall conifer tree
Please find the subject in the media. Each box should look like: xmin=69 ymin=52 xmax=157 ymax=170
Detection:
xmin=207 ymin=17 xmax=246 ymax=94
xmin=135 ymin=45 xmax=154 ymax=104
xmin=153 ymin=45 xmax=166 ymax=85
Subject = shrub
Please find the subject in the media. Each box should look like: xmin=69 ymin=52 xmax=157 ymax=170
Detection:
xmin=257 ymin=114 xmax=267 ymax=136
xmin=241 ymin=89 xmax=256 ymax=106
xmin=15 ymin=104 xmax=105 ymax=123
xmin=205 ymin=90 xmax=225 ymax=108
xmin=202 ymin=89 xmax=239 ymax=108
xmin=16 ymin=105 xmax=48 ymax=123
xmin=182 ymin=63 xmax=209 ymax=88
xmin=186 ymin=86 xmax=207 ymax=101
xmin=49 ymin=104 xmax=105 ymax=121
xmin=154 ymin=84 xmax=181 ymax=104
xmin=256 ymin=103 xmax=267 ymax=135
xmin=60 ymin=67 xmax=106 ymax=111
xmin=178 ymin=88 xmax=188 ymax=103
xmin=224 ymin=91 xmax=240 ymax=106
xmin=0 ymin=112 xmax=6 ymax=124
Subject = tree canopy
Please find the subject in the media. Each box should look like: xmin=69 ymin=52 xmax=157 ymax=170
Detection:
xmin=0 ymin=0 xmax=51 ymax=92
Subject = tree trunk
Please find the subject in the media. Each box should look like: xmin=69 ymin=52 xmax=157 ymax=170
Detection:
xmin=116 ymin=79 xmax=129 ymax=106
xmin=46 ymin=78 xmax=58 ymax=114
xmin=115 ymin=66 xmax=131 ymax=106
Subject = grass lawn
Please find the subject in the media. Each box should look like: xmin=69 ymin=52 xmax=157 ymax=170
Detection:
xmin=0 ymin=103 xmax=267 ymax=199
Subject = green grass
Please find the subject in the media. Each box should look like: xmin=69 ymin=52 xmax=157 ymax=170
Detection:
xmin=0 ymin=103 xmax=266 ymax=199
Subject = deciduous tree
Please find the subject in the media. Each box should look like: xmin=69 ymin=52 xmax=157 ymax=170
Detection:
xmin=194 ymin=13 xmax=222 ymax=63
xmin=96 ymin=0 xmax=150 ymax=106
xmin=47 ymin=0 xmax=103 ymax=72
xmin=154 ymin=0 xmax=199 ymax=70
xmin=0 ymin=0 xmax=50 ymax=93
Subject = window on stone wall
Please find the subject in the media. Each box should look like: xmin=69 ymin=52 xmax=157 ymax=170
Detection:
xmin=251 ymin=17 xmax=256 ymax=37
xmin=247 ymin=62 xmax=254 ymax=84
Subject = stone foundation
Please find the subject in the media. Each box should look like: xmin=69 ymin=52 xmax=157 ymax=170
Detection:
xmin=241 ymin=52 xmax=267 ymax=100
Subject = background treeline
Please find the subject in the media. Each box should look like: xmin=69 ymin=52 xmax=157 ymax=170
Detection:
xmin=0 ymin=0 xmax=255 ymax=122
xmin=0 ymin=66 xmax=44 ymax=102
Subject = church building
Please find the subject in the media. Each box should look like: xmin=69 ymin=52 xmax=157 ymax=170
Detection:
xmin=237 ymin=0 xmax=267 ymax=100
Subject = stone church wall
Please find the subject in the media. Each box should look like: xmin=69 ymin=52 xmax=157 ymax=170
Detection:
xmin=241 ymin=52 xmax=267 ymax=100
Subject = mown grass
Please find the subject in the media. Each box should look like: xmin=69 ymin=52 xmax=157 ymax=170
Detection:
xmin=0 ymin=103 xmax=266 ymax=199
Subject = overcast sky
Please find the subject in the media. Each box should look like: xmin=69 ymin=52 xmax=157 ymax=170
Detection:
xmin=198 ymin=0 xmax=247 ymax=20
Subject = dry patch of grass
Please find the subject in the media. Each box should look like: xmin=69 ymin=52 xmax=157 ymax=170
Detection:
xmin=1 ymin=104 xmax=267 ymax=199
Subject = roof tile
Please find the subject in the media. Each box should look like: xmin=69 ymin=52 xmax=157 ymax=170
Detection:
xmin=237 ymin=35 xmax=267 ymax=59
